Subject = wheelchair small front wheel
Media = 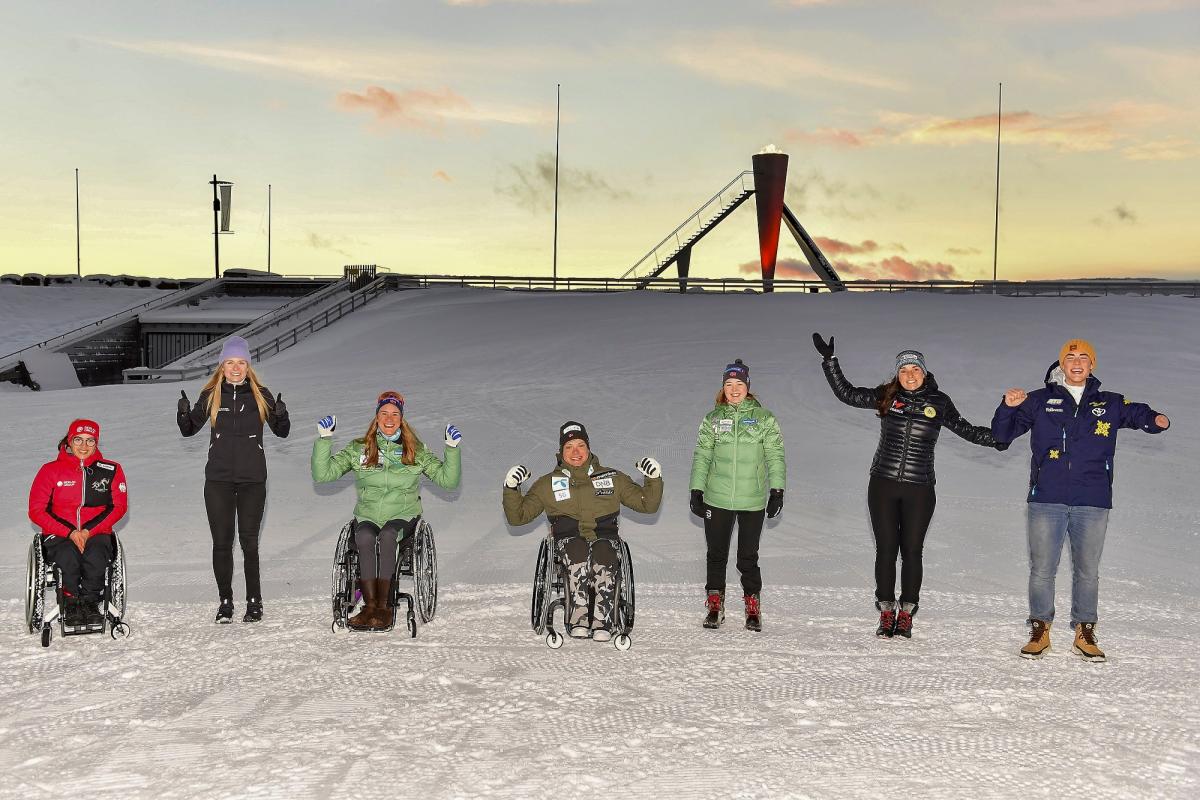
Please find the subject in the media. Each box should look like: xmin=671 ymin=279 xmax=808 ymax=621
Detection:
xmin=545 ymin=630 xmax=563 ymax=649
xmin=406 ymin=611 xmax=417 ymax=638
xmin=110 ymin=622 xmax=131 ymax=640
xmin=613 ymin=634 xmax=632 ymax=651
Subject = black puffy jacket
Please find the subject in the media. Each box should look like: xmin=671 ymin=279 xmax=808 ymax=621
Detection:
xmin=178 ymin=381 xmax=290 ymax=483
xmin=821 ymin=357 xmax=996 ymax=485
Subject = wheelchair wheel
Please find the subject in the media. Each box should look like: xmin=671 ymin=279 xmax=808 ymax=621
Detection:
xmin=108 ymin=534 xmax=128 ymax=623
xmin=26 ymin=535 xmax=46 ymax=635
xmin=617 ymin=538 xmax=636 ymax=633
xmin=531 ymin=537 xmax=553 ymax=635
xmin=413 ymin=520 xmax=438 ymax=624
xmin=330 ymin=522 xmax=356 ymax=629
xmin=545 ymin=629 xmax=563 ymax=649
xmin=613 ymin=633 xmax=632 ymax=651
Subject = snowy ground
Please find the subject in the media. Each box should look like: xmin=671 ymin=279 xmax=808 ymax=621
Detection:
xmin=2 ymin=287 xmax=1198 ymax=798
xmin=0 ymin=285 xmax=170 ymax=354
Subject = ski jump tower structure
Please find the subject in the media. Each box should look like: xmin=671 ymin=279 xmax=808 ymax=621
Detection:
xmin=621 ymin=150 xmax=845 ymax=292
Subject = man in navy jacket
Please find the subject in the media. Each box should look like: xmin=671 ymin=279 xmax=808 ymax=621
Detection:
xmin=992 ymin=339 xmax=1169 ymax=662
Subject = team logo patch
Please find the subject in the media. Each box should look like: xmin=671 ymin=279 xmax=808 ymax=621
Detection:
xmin=1094 ymin=421 xmax=1111 ymax=437
xmin=118 ymin=482 xmax=127 ymax=493
xmin=1049 ymin=449 xmax=1060 ymax=460
xmin=741 ymin=418 xmax=758 ymax=425
xmin=552 ymin=475 xmax=571 ymax=502
xmin=1091 ymin=408 xmax=1106 ymax=417
xmin=923 ymin=406 xmax=937 ymax=419
xmin=1090 ymin=401 xmax=1106 ymax=407
xmin=1047 ymin=399 xmax=1063 ymax=406
xmin=91 ymin=478 xmax=111 ymax=493
xmin=715 ymin=419 xmax=733 ymax=434
xmin=592 ymin=477 xmax=614 ymax=490
xmin=96 ymin=462 xmax=114 ymax=471
xmin=595 ymin=488 xmax=614 ymax=496
xmin=892 ymin=400 xmax=906 ymax=410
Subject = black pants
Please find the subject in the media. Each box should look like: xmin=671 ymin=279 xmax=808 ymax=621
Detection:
xmin=354 ymin=518 xmax=416 ymax=581
xmin=867 ymin=475 xmax=936 ymax=606
xmin=704 ymin=506 xmax=766 ymax=596
xmin=43 ymin=534 xmax=113 ymax=602
xmin=203 ymin=480 xmax=267 ymax=602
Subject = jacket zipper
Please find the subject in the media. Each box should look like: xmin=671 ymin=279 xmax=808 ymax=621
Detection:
xmin=897 ymin=417 xmax=913 ymax=478
xmin=729 ymin=406 xmax=740 ymax=508
xmin=77 ymin=458 xmax=86 ymax=531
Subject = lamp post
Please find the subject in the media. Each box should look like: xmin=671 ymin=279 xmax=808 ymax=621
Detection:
xmin=210 ymin=175 xmax=234 ymax=279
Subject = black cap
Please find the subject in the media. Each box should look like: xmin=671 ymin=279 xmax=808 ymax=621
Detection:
xmin=559 ymin=421 xmax=589 ymax=450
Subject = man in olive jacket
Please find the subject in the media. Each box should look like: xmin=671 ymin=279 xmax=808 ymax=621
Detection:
xmin=503 ymin=421 xmax=662 ymax=641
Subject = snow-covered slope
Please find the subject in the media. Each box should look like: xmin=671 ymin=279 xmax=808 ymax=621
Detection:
xmin=2 ymin=287 xmax=1197 ymax=798
xmin=0 ymin=285 xmax=170 ymax=354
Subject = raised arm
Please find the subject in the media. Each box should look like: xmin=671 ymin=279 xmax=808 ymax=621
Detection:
xmin=618 ymin=470 xmax=663 ymax=514
xmin=418 ymin=444 xmax=461 ymax=490
xmin=503 ymin=473 xmax=546 ymax=527
xmin=263 ymin=389 xmax=290 ymax=438
xmin=177 ymin=389 xmax=210 ymax=437
xmin=821 ymin=357 xmax=880 ymax=410
xmin=311 ymin=438 xmax=358 ymax=483
xmin=991 ymin=389 xmax=1037 ymax=443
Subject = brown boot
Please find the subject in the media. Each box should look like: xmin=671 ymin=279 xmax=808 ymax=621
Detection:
xmin=1072 ymin=622 xmax=1106 ymax=662
xmin=1020 ymin=619 xmax=1052 ymax=659
xmin=369 ymin=578 xmax=393 ymax=629
xmin=347 ymin=580 xmax=376 ymax=630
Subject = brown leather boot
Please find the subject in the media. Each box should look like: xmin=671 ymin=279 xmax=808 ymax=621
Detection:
xmin=347 ymin=580 xmax=376 ymax=630
xmin=370 ymin=578 xmax=393 ymax=628
xmin=1020 ymin=619 xmax=1052 ymax=659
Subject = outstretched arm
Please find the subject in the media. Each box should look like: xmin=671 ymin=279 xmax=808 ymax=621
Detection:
xmin=1118 ymin=397 xmax=1169 ymax=434
xmin=618 ymin=471 xmax=663 ymax=514
xmin=944 ymin=399 xmax=1000 ymax=448
xmin=503 ymin=476 xmax=547 ymax=526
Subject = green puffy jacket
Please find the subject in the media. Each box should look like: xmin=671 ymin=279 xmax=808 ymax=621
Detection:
xmin=311 ymin=434 xmax=461 ymax=527
xmin=689 ymin=396 xmax=786 ymax=512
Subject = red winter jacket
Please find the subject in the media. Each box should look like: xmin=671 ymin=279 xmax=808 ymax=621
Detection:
xmin=28 ymin=447 xmax=129 ymax=537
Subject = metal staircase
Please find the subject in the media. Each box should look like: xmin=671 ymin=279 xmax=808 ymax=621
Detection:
xmin=621 ymin=172 xmax=755 ymax=286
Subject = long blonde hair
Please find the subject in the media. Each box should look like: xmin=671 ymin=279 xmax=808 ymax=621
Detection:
xmin=357 ymin=416 xmax=423 ymax=468
xmin=201 ymin=364 xmax=270 ymax=425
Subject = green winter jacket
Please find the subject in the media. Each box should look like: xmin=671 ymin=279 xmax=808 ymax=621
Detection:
xmin=503 ymin=453 xmax=663 ymax=541
xmin=311 ymin=434 xmax=461 ymax=527
xmin=689 ymin=397 xmax=786 ymax=512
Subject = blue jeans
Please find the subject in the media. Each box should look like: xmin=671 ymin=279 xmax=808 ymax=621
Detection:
xmin=1026 ymin=502 xmax=1109 ymax=628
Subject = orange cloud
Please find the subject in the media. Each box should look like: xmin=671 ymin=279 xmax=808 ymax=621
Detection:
xmin=812 ymin=237 xmax=879 ymax=256
xmin=739 ymin=254 xmax=961 ymax=282
xmin=433 ymin=170 xmax=453 ymax=182
xmin=786 ymin=104 xmax=1189 ymax=157
xmin=335 ymin=86 xmax=471 ymax=133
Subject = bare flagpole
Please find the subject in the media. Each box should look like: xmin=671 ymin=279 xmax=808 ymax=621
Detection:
xmin=267 ymin=184 xmax=272 ymax=274
xmin=993 ymin=82 xmax=1002 ymax=283
xmin=75 ymin=168 xmax=81 ymax=276
xmin=553 ymin=83 xmax=560 ymax=285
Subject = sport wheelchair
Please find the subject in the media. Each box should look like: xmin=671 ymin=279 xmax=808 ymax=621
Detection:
xmin=25 ymin=533 xmax=130 ymax=648
xmin=531 ymin=534 xmax=635 ymax=651
xmin=330 ymin=518 xmax=437 ymax=637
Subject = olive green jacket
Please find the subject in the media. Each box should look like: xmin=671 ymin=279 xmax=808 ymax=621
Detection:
xmin=502 ymin=453 xmax=662 ymax=541
xmin=311 ymin=434 xmax=461 ymax=526
xmin=689 ymin=397 xmax=786 ymax=512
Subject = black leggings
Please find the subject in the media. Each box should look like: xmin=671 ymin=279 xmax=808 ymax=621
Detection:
xmin=704 ymin=506 xmax=766 ymax=596
xmin=867 ymin=475 xmax=936 ymax=606
xmin=354 ymin=518 xmax=416 ymax=580
xmin=203 ymin=480 xmax=266 ymax=602
xmin=43 ymin=534 xmax=113 ymax=602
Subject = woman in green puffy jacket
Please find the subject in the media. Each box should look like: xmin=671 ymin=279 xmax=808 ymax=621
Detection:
xmin=311 ymin=390 xmax=461 ymax=629
xmin=689 ymin=359 xmax=786 ymax=632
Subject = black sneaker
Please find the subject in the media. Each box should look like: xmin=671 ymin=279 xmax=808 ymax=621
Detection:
xmin=243 ymin=599 xmax=263 ymax=623
xmin=215 ymin=599 xmax=234 ymax=624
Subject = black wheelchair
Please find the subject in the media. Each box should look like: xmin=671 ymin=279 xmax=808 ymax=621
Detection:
xmin=24 ymin=533 xmax=130 ymax=648
xmin=531 ymin=533 xmax=635 ymax=651
xmin=331 ymin=518 xmax=437 ymax=637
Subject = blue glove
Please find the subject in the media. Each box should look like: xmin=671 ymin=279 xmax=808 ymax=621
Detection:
xmin=445 ymin=424 xmax=462 ymax=448
xmin=317 ymin=415 xmax=336 ymax=438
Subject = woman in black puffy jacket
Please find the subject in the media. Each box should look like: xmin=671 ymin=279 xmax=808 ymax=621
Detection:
xmin=813 ymin=333 xmax=1003 ymax=639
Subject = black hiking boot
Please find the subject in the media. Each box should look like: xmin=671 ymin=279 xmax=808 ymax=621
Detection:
xmin=744 ymin=594 xmax=762 ymax=632
xmin=703 ymin=590 xmax=725 ymax=629
xmin=63 ymin=596 xmax=84 ymax=627
xmin=215 ymin=598 xmax=234 ymax=624
xmin=85 ymin=599 xmax=105 ymax=627
xmin=876 ymin=600 xmax=896 ymax=638
xmin=243 ymin=598 xmax=263 ymax=623
xmin=894 ymin=602 xmax=917 ymax=639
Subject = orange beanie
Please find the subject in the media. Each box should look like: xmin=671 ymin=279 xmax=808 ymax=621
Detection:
xmin=1059 ymin=338 xmax=1096 ymax=367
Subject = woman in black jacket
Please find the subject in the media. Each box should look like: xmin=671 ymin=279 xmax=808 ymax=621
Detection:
xmin=177 ymin=336 xmax=290 ymax=624
xmin=813 ymin=333 xmax=1003 ymax=639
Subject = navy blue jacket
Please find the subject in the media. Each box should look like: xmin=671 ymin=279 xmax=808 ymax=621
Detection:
xmin=991 ymin=364 xmax=1165 ymax=508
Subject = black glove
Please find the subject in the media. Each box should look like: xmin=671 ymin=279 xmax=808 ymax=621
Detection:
xmin=994 ymin=441 xmax=1010 ymax=452
xmin=766 ymin=488 xmax=784 ymax=519
xmin=178 ymin=390 xmax=190 ymax=415
xmin=689 ymin=489 xmax=705 ymax=518
xmin=812 ymin=332 xmax=835 ymax=360
xmin=274 ymin=392 xmax=287 ymax=417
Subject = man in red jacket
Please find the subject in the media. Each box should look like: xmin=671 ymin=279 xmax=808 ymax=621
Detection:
xmin=28 ymin=419 xmax=129 ymax=627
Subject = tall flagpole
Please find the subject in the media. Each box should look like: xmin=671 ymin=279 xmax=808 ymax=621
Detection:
xmin=75 ymin=168 xmax=81 ymax=276
xmin=993 ymin=82 xmax=1002 ymax=283
xmin=267 ymin=184 xmax=272 ymax=274
xmin=553 ymin=83 xmax=560 ymax=284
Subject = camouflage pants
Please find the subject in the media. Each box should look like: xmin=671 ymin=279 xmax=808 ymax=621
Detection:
xmin=556 ymin=535 xmax=620 ymax=629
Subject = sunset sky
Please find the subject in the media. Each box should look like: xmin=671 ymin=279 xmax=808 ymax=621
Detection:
xmin=3 ymin=1 xmax=1198 ymax=281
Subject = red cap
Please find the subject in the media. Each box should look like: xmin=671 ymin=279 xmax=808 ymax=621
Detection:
xmin=67 ymin=419 xmax=100 ymax=440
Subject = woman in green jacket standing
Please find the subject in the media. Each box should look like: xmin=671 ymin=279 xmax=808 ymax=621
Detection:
xmin=311 ymin=391 xmax=461 ymax=630
xmin=690 ymin=359 xmax=786 ymax=632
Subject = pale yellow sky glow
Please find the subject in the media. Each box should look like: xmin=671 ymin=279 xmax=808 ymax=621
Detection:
xmin=2 ymin=1 xmax=1197 ymax=281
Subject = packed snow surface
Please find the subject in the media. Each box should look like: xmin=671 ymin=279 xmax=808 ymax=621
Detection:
xmin=0 ymin=285 xmax=170 ymax=354
xmin=2 ymin=287 xmax=1198 ymax=798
